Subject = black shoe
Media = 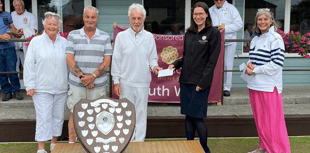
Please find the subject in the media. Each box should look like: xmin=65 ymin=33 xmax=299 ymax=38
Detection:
xmin=223 ymin=90 xmax=230 ymax=96
xmin=13 ymin=91 xmax=23 ymax=100
xmin=2 ymin=93 xmax=12 ymax=101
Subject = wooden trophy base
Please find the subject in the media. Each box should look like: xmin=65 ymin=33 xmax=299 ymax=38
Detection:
xmin=52 ymin=140 xmax=204 ymax=153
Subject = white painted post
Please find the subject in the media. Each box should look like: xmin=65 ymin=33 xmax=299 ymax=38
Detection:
xmin=85 ymin=0 xmax=92 ymax=7
xmin=5 ymin=0 xmax=10 ymax=12
xmin=284 ymin=0 xmax=291 ymax=33
xmin=185 ymin=0 xmax=191 ymax=31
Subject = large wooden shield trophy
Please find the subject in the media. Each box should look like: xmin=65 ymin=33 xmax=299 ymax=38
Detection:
xmin=74 ymin=96 xmax=136 ymax=153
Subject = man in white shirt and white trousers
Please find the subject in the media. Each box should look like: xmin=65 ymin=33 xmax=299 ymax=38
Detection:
xmin=11 ymin=0 xmax=37 ymax=74
xmin=111 ymin=3 xmax=162 ymax=142
xmin=209 ymin=0 xmax=243 ymax=96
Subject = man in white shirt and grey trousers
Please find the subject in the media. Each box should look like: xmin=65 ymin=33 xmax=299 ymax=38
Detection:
xmin=111 ymin=3 xmax=162 ymax=142
xmin=209 ymin=0 xmax=243 ymax=96
xmin=11 ymin=0 xmax=37 ymax=74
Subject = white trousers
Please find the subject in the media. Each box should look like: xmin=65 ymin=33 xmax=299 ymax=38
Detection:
xmin=33 ymin=92 xmax=68 ymax=141
xmin=16 ymin=50 xmax=24 ymax=73
xmin=224 ymin=44 xmax=236 ymax=91
xmin=120 ymin=84 xmax=149 ymax=142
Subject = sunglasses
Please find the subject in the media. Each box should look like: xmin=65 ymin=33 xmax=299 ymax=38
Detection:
xmin=45 ymin=14 xmax=60 ymax=20
xmin=258 ymin=8 xmax=270 ymax=12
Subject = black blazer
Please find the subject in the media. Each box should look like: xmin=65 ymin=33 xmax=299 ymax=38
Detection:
xmin=173 ymin=26 xmax=221 ymax=89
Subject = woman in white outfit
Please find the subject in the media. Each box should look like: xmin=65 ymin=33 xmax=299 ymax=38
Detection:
xmin=23 ymin=12 xmax=68 ymax=153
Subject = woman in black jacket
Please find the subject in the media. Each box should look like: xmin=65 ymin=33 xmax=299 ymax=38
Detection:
xmin=168 ymin=2 xmax=221 ymax=153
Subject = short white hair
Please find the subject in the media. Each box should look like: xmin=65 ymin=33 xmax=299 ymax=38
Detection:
xmin=13 ymin=0 xmax=24 ymax=6
xmin=83 ymin=6 xmax=99 ymax=16
xmin=42 ymin=12 xmax=62 ymax=27
xmin=128 ymin=3 xmax=146 ymax=19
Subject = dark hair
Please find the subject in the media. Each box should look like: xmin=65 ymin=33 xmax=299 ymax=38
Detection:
xmin=187 ymin=2 xmax=213 ymax=33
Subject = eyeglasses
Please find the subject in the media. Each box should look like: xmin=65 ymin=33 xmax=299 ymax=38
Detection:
xmin=193 ymin=12 xmax=206 ymax=16
xmin=258 ymin=8 xmax=270 ymax=12
xmin=45 ymin=13 xmax=60 ymax=20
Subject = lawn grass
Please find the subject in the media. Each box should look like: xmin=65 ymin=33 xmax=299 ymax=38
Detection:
xmin=0 ymin=137 xmax=309 ymax=153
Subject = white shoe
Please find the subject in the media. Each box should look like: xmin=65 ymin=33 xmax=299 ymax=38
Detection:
xmin=247 ymin=148 xmax=267 ymax=153
xmin=50 ymin=143 xmax=56 ymax=151
xmin=37 ymin=149 xmax=47 ymax=153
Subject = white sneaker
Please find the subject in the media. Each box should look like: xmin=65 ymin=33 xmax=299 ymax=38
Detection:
xmin=247 ymin=148 xmax=267 ymax=153
xmin=37 ymin=149 xmax=47 ymax=153
xmin=50 ymin=143 xmax=56 ymax=151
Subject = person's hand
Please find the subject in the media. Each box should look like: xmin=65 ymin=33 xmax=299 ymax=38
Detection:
xmin=14 ymin=29 xmax=23 ymax=38
xmin=247 ymin=62 xmax=255 ymax=70
xmin=27 ymin=89 xmax=36 ymax=96
xmin=1 ymin=33 xmax=12 ymax=41
xmin=168 ymin=65 xmax=175 ymax=70
xmin=86 ymin=82 xmax=94 ymax=89
xmin=80 ymin=75 xmax=96 ymax=86
xmin=153 ymin=66 xmax=163 ymax=75
xmin=114 ymin=83 xmax=121 ymax=96
xmin=245 ymin=67 xmax=254 ymax=75
xmin=196 ymin=86 xmax=203 ymax=92
xmin=18 ymin=28 xmax=23 ymax=34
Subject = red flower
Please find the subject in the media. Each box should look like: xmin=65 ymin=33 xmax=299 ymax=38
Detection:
xmin=300 ymin=48 xmax=305 ymax=52
xmin=281 ymin=33 xmax=285 ymax=38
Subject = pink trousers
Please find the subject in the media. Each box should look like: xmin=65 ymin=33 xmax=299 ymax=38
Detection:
xmin=249 ymin=87 xmax=291 ymax=153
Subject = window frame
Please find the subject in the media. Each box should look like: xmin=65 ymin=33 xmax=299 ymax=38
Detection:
xmin=240 ymin=0 xmax=302 ymax=57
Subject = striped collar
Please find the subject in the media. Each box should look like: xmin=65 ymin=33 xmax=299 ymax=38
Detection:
xmin=80 ymin=27 xmax=100 ymax=37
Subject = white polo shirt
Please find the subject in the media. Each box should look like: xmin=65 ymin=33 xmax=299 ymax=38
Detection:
xmin=11 ymin=10 xmax=38 ymax=50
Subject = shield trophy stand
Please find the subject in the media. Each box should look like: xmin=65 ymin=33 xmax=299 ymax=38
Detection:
xmin=73 ymin=96 xmax=136 ymax=153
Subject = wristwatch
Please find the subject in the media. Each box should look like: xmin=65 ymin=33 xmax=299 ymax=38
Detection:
xmin=79 ymin=75 xmax=84 ymax=79
xmin=252 ymin=70 xmax=256 ymax=75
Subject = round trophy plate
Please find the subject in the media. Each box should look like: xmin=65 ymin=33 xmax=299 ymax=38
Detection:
xmin=74 ymin=96 xmax=136 ymax=153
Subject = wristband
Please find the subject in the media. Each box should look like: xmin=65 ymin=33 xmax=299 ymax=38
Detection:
xmin=92 ymin=73 xmax=97 ymax=78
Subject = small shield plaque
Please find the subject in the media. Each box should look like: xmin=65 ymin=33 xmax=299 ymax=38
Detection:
xmin=74 ymin=96 xmax=136 ymax=153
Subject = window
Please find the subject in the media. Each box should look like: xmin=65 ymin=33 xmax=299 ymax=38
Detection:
xmin=290 ymin=0 xmax=310 ymax=35
xmin=195 ymin=0 xmax=233 ymax=8
xmin=144 ymin=0 xmax=185 ymax=35
xmin=243 ymin=0 xmax=285 ymax=53
xmin=10 ymin=0 xmax=32 ymax=12
xmin=37 ymin=0 xmax=84 ymax=33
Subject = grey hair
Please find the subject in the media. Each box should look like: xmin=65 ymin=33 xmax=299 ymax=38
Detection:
xmin=253 ymin=8 xmax=278 ymax=34
xmin=42 ymin=12 xmax=62 ymax=27
xmin=13 ymin=0 xmax=24 ymax=6
xmin=128 ymin=3 xmax=146 ymax=19
xmin=83 ymin=6 xmax=99 ymax=16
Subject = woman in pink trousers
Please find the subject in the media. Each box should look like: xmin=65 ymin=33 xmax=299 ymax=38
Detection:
xmin=245 ymin=8 xmax=291 ymax=153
